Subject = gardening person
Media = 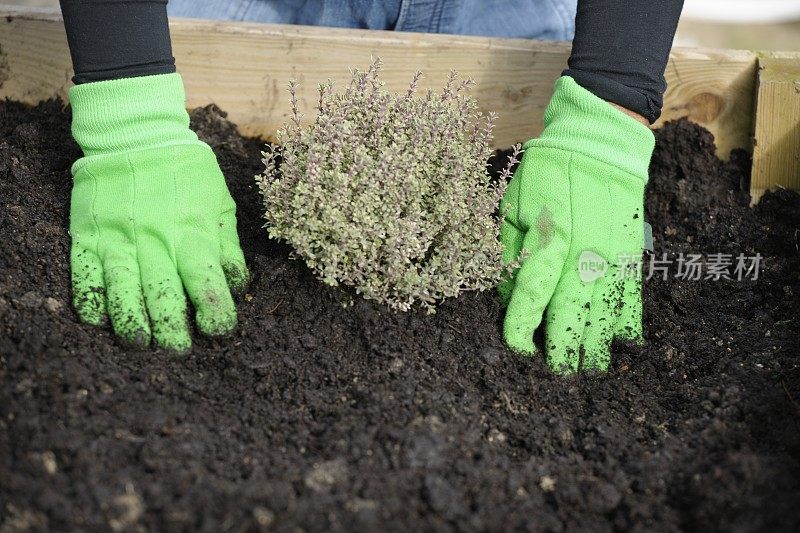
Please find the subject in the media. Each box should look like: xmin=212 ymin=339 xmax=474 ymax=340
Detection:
xmin=58 ymin=0 xmax=684 ymax=372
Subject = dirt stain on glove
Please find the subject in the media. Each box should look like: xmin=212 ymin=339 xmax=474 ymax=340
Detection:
xmin=536 ymin=206 xmax=555 ymax=249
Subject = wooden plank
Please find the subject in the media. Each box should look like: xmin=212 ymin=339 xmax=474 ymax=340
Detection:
xmin=660 ymin=48 xmax=758 ymax=159
xmin=1 ymin=6 xmax=758 ymax=157
xmin=750 ymin=53 xmax=800 ymax=203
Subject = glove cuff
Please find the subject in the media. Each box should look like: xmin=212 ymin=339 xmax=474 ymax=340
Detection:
xmin=529 ymin=76 xmax=656 ymax=181
xmin=69 ymin=73 xmax=198 ymax=158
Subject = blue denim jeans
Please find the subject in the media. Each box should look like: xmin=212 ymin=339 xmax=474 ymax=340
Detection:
xmin=167 ymin=0 xmax=577 ymax=41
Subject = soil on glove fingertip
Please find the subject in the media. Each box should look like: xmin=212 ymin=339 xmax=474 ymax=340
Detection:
xmin=1 ymin=99 xmax=799 ymax=532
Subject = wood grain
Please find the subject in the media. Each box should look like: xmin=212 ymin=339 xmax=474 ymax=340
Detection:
xmin=751 ymin=53 xmax=800 ymax=203
xmin=0 ymin=7 xmax=761 ymax=157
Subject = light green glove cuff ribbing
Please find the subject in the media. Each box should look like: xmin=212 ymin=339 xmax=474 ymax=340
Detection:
xmin=528 ymin=76 xmax=655 ymax=182
xmin=70 ymin=73 xmax=202 ymax=171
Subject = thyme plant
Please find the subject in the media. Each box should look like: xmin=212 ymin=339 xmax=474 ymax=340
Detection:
xmin=256 ymin=59 xmax=520 ymax=312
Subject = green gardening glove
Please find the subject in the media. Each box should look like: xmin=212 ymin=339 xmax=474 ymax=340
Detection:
xmin=69 ymin=73 xmax=249 ymax=351
xmin=499 ymin=76 xmax=655 ymax=373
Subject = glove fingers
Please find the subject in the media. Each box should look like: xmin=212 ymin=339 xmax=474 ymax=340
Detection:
xmin=498 ymin=217 xmax=525 ymax=304
xmin=177 ymin=232 xmax=238 ymax=337
xmin=503 ymin=226 xmax=569 ymax=355
xmin=611 ymin=200 xmax=645 ymax=344
xmin=614 ymin=269 xmax=644 ymax=343
xmin=497 ymin=176 xmax=524 ymax=303
xmin=217 ymin=208 xmax=250 ymax=296
xmin=138 ymin=236 xmax=191 ymax=352
xmin=497 ymin=175 xmax=527 ymax=298
xmin=71 ymin=245 xmax=107 ymax=326
xmin=544 ymin=270 xmax=596 ymax=374
xmin=103 ymin=250 xmax=151 ymax=348
xmin=580 ymin=269 xmax=620 ymax=372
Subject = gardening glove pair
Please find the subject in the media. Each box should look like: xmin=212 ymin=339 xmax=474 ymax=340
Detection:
xmin=499 ymin=76 xmax=655 ymax=373
xmin=69 ymin=73 xmax=249 ymax=351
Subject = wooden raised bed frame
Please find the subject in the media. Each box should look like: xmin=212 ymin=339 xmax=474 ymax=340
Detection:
xmin=1 ymin=6 xmax=798 ymax=202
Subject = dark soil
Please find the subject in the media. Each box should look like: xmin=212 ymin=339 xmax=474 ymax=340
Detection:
xmin=1 ymin=99 xmax=799 ymax=532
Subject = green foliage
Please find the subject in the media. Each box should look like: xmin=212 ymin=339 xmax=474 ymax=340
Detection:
xmin=256 ymin=59 xmax=519 ymax=312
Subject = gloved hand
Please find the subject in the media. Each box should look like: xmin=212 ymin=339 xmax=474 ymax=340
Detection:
xmin=499 ymin=76 xmax=655 ymax=373
xmin=69 ymin=73 xmax=249 ymax=351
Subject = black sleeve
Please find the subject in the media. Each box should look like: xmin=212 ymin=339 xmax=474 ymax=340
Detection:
xmin=59 ymin=0 xmax=175 ymax=84
xmin=563 ymin=0 xmax=684 ymax=124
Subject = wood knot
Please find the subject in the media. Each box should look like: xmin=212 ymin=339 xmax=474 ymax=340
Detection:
xmin=686 ymin=92 xmax=725 ymax=123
